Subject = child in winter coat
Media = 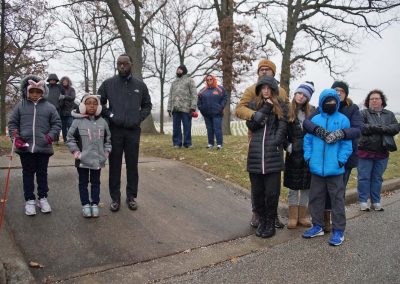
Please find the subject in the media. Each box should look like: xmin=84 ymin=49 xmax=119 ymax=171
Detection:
xmin=66 ymin=95 xmax=111 ymax=217
xmin=8 ymin=75 xmax=62 ymax=216
xmin=284 ymin=82 xmax=315 ymax=229
xmin=302 ymin=89 xmax=352 ymax=246
xmin=245 ymin=75 xmax=288 ymax=238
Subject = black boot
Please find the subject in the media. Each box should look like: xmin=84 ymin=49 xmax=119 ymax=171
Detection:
xmin=255 ymin=217 xmax=267 ymax=238
xmin=262 ymin=218 xmax=276 ymax=238
xmin=275 ymin=215 xmax=285 ymax=229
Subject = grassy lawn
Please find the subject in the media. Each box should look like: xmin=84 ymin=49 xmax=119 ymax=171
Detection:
xmin=2 ymin=134 xmax=399 ymax=202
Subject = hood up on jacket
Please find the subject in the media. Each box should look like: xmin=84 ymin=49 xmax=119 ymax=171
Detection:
xmin=255 ymin=75 xmax=279 ymax=96
xmin=318 ymin=88 xmax=340 ymax=115
xmin=60 ymin=76 xmax=73 ymax=87
xmin=20 ymin=75 xmax=49 ymax=100
xmin=47 ymin=73 xmax=59 ymax=83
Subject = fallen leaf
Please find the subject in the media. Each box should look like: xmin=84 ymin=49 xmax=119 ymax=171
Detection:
xmin=203 ymin=162 xmax=208 ymax=166
xmin=179 ymin=157 xmax=185 ymax=161
xmin=29 ymin=261 xmax=44 ymax=268
xmin=231 ymin=257 xmax=239 ymax=264
xmin=205 ymin=177 xmax=215 ymax=182
xmin=183 ymin=249 xmax=191 ymax=253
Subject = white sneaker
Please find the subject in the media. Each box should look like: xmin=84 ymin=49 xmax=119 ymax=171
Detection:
xmin=25 ymin=200 xmax=36 ymax=216
xmin=37 ymin=198 xmax=52 ymax=213
xmin=91 ymin=204 xmax=99 ymax=218
xmin=206 ymin=144 xmax=213 ymax=149
xmin=359 ymin=202 xmax=370 ymax=211
xmin=371 ymin=203 xmax=384 ymax=211
xmin=217 ymin=145 xmax=222 ymax=150
xmin=82 ymin=204 xmax=92 ymax=218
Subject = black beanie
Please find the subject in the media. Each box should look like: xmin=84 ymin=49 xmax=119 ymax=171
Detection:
xmin=177 ymin=65 xmax=188 ymax=75
xmin=331 ymin=81 xmax=349 ymax=96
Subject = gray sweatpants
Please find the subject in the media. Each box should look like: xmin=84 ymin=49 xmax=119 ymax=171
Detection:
xmin=309 ymin=174 xmax=346 ymax=231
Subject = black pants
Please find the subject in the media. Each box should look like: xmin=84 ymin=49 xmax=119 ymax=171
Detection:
xmin=109 ymin=126 xmax=141 ymax=202
xmin=77 ymin=167 xmax=101 ymax=206
xmin=19 ymin=153 xmax=51 ymax=201
xmin=249 ymin=172 xmax=281 ymax=220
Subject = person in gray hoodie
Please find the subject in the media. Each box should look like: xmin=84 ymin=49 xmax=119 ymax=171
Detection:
xmin=66 ymin=95 xmax=112 ymax=218
xmin=8 ymin=75 xmax=61 ymax=216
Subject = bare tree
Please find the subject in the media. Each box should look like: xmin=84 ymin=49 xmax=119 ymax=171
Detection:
xmin=106 ymin=0 xmax=167 ymax=134
xmin=55 ymin=1 xmax=117 ymax=95
xmin=255 ymin=0 xmax=400 ymax=93
xmin=0 ymin=0 xmax=55 ymax=134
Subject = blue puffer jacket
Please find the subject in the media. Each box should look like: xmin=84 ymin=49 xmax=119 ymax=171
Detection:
xmin=197 ymin=78 xmax=227 ymax=117
xmin=303 ymin=89 xmax=353 ymax=177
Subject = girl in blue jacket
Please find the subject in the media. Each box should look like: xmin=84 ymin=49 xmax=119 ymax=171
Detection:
xmin=302 ymin=89 xmax=352 ymax=246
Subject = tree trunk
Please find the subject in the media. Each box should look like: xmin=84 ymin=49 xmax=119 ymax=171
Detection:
xmin=106 ymin=0 xmax=157 ymax=133
xmin=216 ymin=0 xmax=234 ymax=135
xmin=0 ymin=0 xmax=6 ymax=135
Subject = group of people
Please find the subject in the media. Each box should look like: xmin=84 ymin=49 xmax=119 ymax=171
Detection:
xmin=235 ymin=58 xmax=399 ymax=246
xmin=7 ymin=55 xmax=399 ymax=247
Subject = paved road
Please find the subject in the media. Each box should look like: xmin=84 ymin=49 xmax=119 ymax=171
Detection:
xmin=159 ymin=190 xmax=400 ymax=284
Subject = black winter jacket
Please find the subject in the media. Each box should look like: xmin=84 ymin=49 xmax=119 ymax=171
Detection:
xmin=358 ymin=108 xmax=400 ymax=153
xmin=283 ymin=108 xmax=314 ymax=190
xmin=98 ymin=74 xmax=152 ymax=129
xmin=246 ymin=101 xmax=287 ymax=174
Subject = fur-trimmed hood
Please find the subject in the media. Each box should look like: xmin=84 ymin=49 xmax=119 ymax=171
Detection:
xmin=20 ymin=75 xmax=49 ymax=100
xmin=60 ymin=76 xmax=73 ymax=87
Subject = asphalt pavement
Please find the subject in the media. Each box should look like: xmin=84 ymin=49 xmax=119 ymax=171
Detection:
xmin=0 ymin=147 xmax=399 ymax=283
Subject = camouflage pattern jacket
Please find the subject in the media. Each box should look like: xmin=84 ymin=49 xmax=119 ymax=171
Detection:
xmin=167 ymin=75 xmax=197 ymax=113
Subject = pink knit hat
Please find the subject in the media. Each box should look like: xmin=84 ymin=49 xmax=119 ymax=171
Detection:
xmin=27 ymin=79 xmax=45 ymax=93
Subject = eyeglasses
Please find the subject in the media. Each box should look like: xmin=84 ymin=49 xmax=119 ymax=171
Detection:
xmin=206 ymin=78 xmax=213 ymax=82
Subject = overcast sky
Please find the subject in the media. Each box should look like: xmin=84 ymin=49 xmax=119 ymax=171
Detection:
xmin=48 ymin=22 xmax=400 ymax=113
xmin=289 ymin=25 xmax=400 ymax=112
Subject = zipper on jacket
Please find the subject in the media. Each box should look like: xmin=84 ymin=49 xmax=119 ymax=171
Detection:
xmin=88 ymin=128 xmax=92 ymax=140
xmin=31 ymin=102 xmax=38 ymax=153
xmin=322 ymin=117 xmax=329 ymax=176
xmin=262 ymin=124 xmax=267 ymax=174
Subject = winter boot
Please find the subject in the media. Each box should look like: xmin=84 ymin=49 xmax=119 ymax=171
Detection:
xmin=261 ymin=217 xmax=276 ymax=238
xmin=324 ymin=211 xmax=332 ymax=233
xmin=298 ymin=206 xmax=312 ymax=227
xmin=255 ymin=217 xmax=267 ymax=238
xmin=275 ymin=215 xmax=285 ymax=229
xmin=287 ymin=206 xmax=299 ymax=229
xmin=250 ymin=212 xmax=260 ymax=228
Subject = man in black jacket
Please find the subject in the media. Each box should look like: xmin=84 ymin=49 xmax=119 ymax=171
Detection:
xmin=99 ymin=54 xmax=152 ymax=212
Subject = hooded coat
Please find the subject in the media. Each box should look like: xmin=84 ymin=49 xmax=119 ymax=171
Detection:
xmin=303 ymin=89 xmax=353 ymax=177
xmin=8 ymin=75 xmax=61 ymax=155
xmin=59 ymin=76 xmax=76 ymax=116
xmin=246 ymin=76 xmax=288 ymax=174
xmin=46 ymin=74 xmax=62 ymax=110
xmin=197 ymin=75 xmax=227 ymax=117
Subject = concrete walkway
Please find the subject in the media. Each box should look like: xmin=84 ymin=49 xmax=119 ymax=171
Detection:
xmin=0 ymin=148 xmax=399 ymax=283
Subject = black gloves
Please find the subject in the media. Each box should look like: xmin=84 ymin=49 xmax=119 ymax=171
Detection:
xmin=313 ymin=126 xmax=330 ymax=140
xmin=325 ymin=129 xmax=345 ymax=144
xmin=258 ymin=102 xmax=273 ymax=114
xmin=252 ymin=111 xmax=267 ymax=125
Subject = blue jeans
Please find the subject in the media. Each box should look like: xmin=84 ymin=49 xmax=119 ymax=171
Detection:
xmin=172 ymin=112 xmax=192 ymax=147
xmin=77 ymin=167 xmax=101 ymax=206
xmin=19 ymin=153 xmax=51 ymax=201
xmin=204 ymin=115 xmax=223 ymax=146
xmin=357 ymin=158 xmax=388 ymax=203
xmin=61 ymin=116 xmax=73 ymax=142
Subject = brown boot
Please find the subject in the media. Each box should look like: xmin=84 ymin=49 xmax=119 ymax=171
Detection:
xmin=287 ymin=206 xmax=299 ymax=229
xmin=298 ymin=206 xmax=312 ymax=227
xmin=324 ymin=211 xmax=332 ymax=232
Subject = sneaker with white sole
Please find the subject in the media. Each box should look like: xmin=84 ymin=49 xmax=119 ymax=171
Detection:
xmin=25 ymin=200 xmax=36 ymax=216
xmin=371 ymin=203 xmax=384 ymax=211
xmin=302 ymin=224 xmax=324 ymax=238
xmin=359 ymin=202 xmax=370 ymax=211
xmin=37 ymin=198 xmax=52 ymax=213
xmin=206 ymin=144 xmax=213 ymax=149
xmin=82 ymin=204 xmax=92 ymax=218
xmin=216 ymin=145 xmax=222 ymax=150
xmin=91 ymin=204 xmax=99 ymax=217
xmin=329 ymin=229 xmax=345 ymax=246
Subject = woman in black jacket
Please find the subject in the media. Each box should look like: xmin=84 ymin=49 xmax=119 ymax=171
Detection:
xmin=283 ymin=82 xmax=315 ymax=229
xmin=357 ymin=89 xmax=399 ymax=211
xmin=246 ymin=75 xmax=287 ymax=238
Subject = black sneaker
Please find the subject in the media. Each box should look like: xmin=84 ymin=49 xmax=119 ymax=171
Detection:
xmin=110 ymin=200 xmax=120 ymax=212
xmin=126 ymin=198 xmax=138 ymax=210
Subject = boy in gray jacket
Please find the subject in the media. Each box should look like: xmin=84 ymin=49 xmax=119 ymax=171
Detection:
xmin=66 ymin=95 xmax=111 ymax=217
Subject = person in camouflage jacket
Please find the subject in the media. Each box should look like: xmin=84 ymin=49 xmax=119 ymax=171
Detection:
xmin=167 ymin=65 xmax=198 ymax=148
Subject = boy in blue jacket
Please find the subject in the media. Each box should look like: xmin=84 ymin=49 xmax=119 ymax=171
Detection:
xmin=302 ymin=89 xmax=352 ymax=246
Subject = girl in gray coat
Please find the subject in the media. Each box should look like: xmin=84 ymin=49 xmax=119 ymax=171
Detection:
xmin=8 ymin=75 xmax=62 ymax=216
xmin=66 ymin=95 xmax=111 ymax=218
